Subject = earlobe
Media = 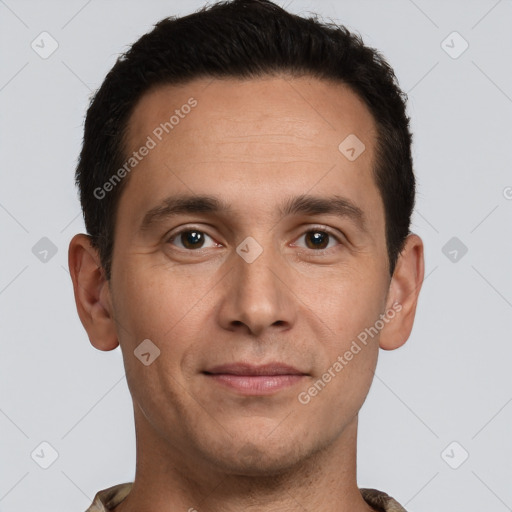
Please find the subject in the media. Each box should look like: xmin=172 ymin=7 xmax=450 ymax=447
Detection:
xmin=68 ymin=234 xmax=119 ymax=351
xmin=379 ymin=233 xmax=425 ymax=351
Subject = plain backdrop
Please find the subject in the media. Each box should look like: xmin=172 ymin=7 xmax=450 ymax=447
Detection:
xmin=1 ymin=1 xmax=511 ymax=511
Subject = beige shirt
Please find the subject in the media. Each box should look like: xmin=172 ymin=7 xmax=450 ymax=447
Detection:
xmin=85 ymin=482 xmax=407 ymax=511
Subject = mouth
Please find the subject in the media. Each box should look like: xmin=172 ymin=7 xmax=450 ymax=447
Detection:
xmin=202 ymin=362 xmax=308 ymax=395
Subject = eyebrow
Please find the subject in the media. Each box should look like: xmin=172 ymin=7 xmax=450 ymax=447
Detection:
xmin=139 ymin=193 xmax=367 ymax=233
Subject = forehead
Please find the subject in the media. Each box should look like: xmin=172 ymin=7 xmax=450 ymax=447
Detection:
xmin=120 ymin=75 xmax=382 ymax=233
xmin=126 ymin=75 xmax=377 ymax=155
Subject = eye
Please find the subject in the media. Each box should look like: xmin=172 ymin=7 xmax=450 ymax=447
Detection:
xmin=167 ymin=228 xmax=219 ymax=250
xmin=292 ymin=228 xmax=343 ymax=252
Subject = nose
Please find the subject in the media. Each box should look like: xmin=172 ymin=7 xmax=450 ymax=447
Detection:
xmin=216 ymin=237 xmax=298 ymax=337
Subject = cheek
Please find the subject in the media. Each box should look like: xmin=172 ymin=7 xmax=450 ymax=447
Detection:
xmin=111 ymin=261 xmax=219 ymax=387
xmin=298 ymin=265 xmax=385 ymax=415
xmin=307 ymin=263 xmax=386 ymax=408
xmin=113 ymin=261 xmax=202 ymax=342
xmin=111 ymin=266 xmax=201 ymax=426
xmin=294 ymin=334 xmax=378 ymax=446
xmin=306 ymin=263 xmax=387 ymax=345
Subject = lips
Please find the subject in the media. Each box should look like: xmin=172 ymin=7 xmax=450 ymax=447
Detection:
xmin=203 ymin=363 xmax=307 ymax=395
xmin=203 ymin=362 xmax=306 ymax=376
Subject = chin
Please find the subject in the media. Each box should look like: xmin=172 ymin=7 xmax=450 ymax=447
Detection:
xmin=198 ymin=434 xmax=312 ymax=477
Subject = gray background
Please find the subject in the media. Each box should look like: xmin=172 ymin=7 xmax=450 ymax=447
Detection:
xmin=1 ymin=0 xmax=511 ymax=510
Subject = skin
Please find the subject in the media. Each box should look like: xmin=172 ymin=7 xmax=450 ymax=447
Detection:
xmin=69 ymin=75 xmax=424 ymax=512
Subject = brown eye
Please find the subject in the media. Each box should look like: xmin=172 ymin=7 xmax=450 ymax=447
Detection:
xmin=304 ymin=230 xmax=330 ymax=250
xmin=180 ymin=230 xmax=205 ymax=249
xmin=293 ymin=228 xmax=342 ymax=252
xmin=168 ymin=229 xmax=217 ymax=250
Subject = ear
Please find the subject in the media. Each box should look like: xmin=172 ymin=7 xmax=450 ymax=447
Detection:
xmin=379 ymin=233 xmax=424 ymax=351
xmin=68 ymin=234 xmax=119 ymax=351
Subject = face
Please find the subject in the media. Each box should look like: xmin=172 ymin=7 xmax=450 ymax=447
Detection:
xmin=102 ymin=76 xmax=398 ymax=474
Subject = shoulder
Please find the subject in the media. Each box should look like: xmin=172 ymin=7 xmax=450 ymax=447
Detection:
xmin=84 ymin=482 xmax=133 ymax=512
xmin=360 ymin=488 xmax=408 ymax=512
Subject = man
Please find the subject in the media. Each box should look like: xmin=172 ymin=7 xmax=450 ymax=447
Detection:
xmin=68 ymin=1 xmax=424 ymax=511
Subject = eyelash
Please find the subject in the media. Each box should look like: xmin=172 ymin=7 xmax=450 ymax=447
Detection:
xmin=165 ymin=225 xmax=344 ymax=254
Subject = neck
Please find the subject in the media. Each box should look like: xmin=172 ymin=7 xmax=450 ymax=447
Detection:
xmin=113 ymin=407 xmax=375 ymax=512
